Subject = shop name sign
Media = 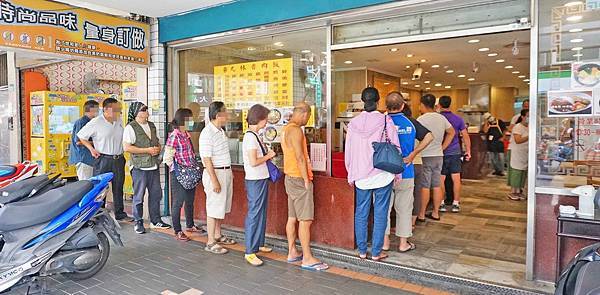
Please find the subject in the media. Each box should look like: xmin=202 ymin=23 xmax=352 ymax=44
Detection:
xmin=0 ymin=0 xmax=149 ymax=66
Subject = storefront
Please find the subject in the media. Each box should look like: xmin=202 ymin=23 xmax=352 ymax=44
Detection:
xmin=159 ymin=0 xmax=600 ymax=285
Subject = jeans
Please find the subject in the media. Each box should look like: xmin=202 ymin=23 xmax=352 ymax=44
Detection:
xmin=244 ymin=178 xmax=269 ymax=254
xmin=93 ymin=155 xmax=126 ymax=218
xmin=131 ymin=168 xmax=163 ymax=224
xmin=490 ymin=152 xmax=505 ymax=174
xmin=170 ymin=171 xmax=196 ymax=233
xmin=355 ymin=181 xmax=393 ymax=257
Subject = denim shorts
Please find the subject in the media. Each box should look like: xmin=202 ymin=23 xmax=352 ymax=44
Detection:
xmin=441 ymin=154 xmax=463 ymax=175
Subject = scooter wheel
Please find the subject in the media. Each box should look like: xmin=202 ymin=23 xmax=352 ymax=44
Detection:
xmin=62 ymin=232 xmax=110 ymax=281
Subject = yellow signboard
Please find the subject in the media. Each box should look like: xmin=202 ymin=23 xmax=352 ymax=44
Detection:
xmin=0 ymin=0 xmax=149 ymax=66
xmin=214 ymin=58 xmax=293 ymax=109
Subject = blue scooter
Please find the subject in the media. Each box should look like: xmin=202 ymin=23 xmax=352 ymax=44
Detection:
xmin=0 ymin=173 xmax=123 ymax=293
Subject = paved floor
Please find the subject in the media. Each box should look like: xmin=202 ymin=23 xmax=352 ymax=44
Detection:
xmin=5 ymin=222 xmax=436 ymax=295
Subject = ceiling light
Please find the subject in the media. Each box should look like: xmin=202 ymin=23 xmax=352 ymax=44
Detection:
xmin=496 ymin=59 xmax=505 ymax=63
xmin=344 ymin=60 xmax=353 ymax=64
xmin=445 ymin=86 xmax=452 ymax=89
xmin=434 ymin=83 xmax=442 ymax=87
xmin=566 ymin=15 xmax=582 ymax=22
xmin=424 ymin=81 xmax=431 ymax=84
xmin=570 ymin=38 xmax=584 ymax=43
xmin=457 ymin=74 xmax=466 ymax=78
xmin=301 ymin=49 xmax=311 ymax=53
xmin=518 ymin=75 xmax=526 ymax=78
xmin=321 ymin=51 xmax=327 ymax=55
xmin=275 ymin=53 xmax=285 ymax=57
xmin=406 ymin=53 xmax=414 ymax=58
xmin=523 ymin=79 xmax=530 ymax=82
xmin=468 ymin=39 xmax=480 ymax=44
xmin=574 ymin=53 xmax=584 ymax=57
xmin=571 ymin=47 xmax=583 ymax=51
xmin=446 ymin=70 xmax=454 ymax=73
xmin=415 ymin=85 xmax=421 ymax=88
xmin=425 ymin=87 xmax=431 ymax=90
xmin=383 ymin=82 xmax=390 ymax=85
xmin=505 ymin=65 xmax=514 ymax=69
xmin=565 ymin=1 xmax=583 ymax=7
xmin=406 ymin=65 xmax=411 ymax=69
xmin=467 ymin=78 xmax=475 ymax=81
xmin=487 ymin=53 xmax=498 ymax=57
xmin=274 ymin=42 xmax=284 ymax=47
xmin=569 ymin=28 xmax=583 ymax=33
xmin=425 ymin=71 xmax=429 ymax=74
xmin=300 ymin=58 xmax=308 ymax=62
xmin=420 ymin=59 xmax=427 ymax=63
xmin=431 ymin=64 xmax=440 ymax=68
xmin=478 ymin=47 xmax=490 ymax=52
xmin=512 ymin=71 xmax=520 ymax=74
xmin=390 ymin=48 xmax=399 ymax=52
xmin=402 ymin=82 xmax=409 ymax=85
xmin=247 ymin=47 xmax=256 ymax=51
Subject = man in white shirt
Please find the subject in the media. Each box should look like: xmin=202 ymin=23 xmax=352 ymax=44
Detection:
xmin=77 ymin=97 xmax=129 ymax=221
xmin=416 ymin=94 xmax=455 ymax=221
xmin=200 ymin=101 xmax=236 ymax=254
xmin=123 ymin=102 xmax=171 ymax=234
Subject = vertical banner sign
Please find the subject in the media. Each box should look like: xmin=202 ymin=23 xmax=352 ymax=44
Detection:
xmin=0 ymin=0 xmax=149 ymax=66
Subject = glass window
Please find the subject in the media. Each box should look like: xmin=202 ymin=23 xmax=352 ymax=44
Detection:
xmin=536 ymin=1 xmax=600 ymax=188
xmin=178 ymin=29 xmax=327 ymax=167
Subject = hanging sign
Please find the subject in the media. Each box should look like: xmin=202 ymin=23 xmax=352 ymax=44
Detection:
xmin=0 ymin=0 xmax=149 ymax=66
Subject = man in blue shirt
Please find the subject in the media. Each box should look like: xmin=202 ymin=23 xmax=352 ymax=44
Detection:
xmin=384 ymin=92 xmax=433 ymax=252
xmin=69 ymin=100 xmax=99 ymax=180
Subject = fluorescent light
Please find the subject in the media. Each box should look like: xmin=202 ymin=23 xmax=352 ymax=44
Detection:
xmin=275 ymin=53 xmax=284 ymax=57
xmin=321 ymin=51 xmax=327 ymax=55
xmin=383 ymin=82 xmax=390 ymax=85
xmin=402 ymin=82 xmax=409 ymax=85
xmin=457 ymin=74 xmax=466 ymax=78
xmin=565 ymin=1 xmax=583 ymax=7
xmin=496 ymin=59 xmax=505 ymax=63
xmin=424 ymin=71 xmax=429 ymax=74
xmin=523 ymin=79 xmax=530 ymax=82
xmin=425 ymin=87 xmax=431 ymax=90
xmin=273 ymin=42 xmax=284 ymax=47
xmin=468 ymin=39 xmax=480 ymax=43
xmin=487 ymin=53 xmax=498 ymax=57
xmin=518 ymin=75 xmax=526 ymax=78
xmin=571 ymin=47 xmax=583 ymax=51
xmin=390 ymin=48 xmax=399 ymax=52
xmin=467 ymin=78 xmax=475 ymax=81
xmin=344 ymin=60 xmax=353 ymax=64
xmin=301 ymin=49 xmax=311 ymax=53
xmin=566 ymin=15 xmax=582 ymax=22
xmin=415 ymin=85 xmax=421 ymax=88
xmin=574 ymin=53 xmax=583 ymax=57
xmin=420 ymin=59 xmax=427 ymax=63
xmin=478 ymin=47 xmax=490 ymax=52
xmin=406 ymin=65 xmax=411 ymax=69
xmin=406 ymin=53 xmax=414 ymax=58
xmin=570 ymin=38 xmax=584 ymax=43
xmin=446 ymin=70 xmax=454 ymax=73
xmin=569 ymin=28 xmax=583 ymax=33
xmin=512 ymin=71 xmax=520 ymax=74
xmin=505 ymin=65 xmax=514 ymax=69
xmin=424 ymin=81 xmax=431 ymax=84
xmin=431 ymin=64 xmax=440 ymax=68
xmin=445 ymin=86 xmax=452 ymax=89
xmin=247 ymin=47 xmax=256 ymax=51
xmin=300 ymin=58 xmax=308 ymax=62
xmin=434 ymin=83 xmax=442 ymax=87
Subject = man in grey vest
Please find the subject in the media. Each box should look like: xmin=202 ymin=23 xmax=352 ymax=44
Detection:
xmin=123 ymin=102 xmax=171 ymax=234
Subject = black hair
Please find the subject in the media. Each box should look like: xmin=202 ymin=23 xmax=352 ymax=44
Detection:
xmin=439 ymin=96 xmax=452 ymax=108
xmin=171 ymin=108 xmax=193 ymax=127
xmin=361 ymin=87 xmax=380 ymax=112
xmin=102 ymin=97 xmax=119 ymax=108
xmin=420 ymin=94 xmax=436 ymax=109
xmin=516 ymin=109 xmax=529 ymax=124
xmin=402 ymin=104 xmax=413 ymax=117
xmin=209 ymin=101 xmax=226 ymax=120
xmin=83 ymin=100 xmax=99 ymax=112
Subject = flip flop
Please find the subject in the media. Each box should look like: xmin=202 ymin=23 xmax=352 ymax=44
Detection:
xmin=287 ymin=255 xmax=303 ymax=263
xmin=301 ymin=262 xmax=329 ymax=271
xmin=371 ymin=253 xmax=388 ymax=262
xmin=398 ymin=242 xmax=416 ymax=253
xmin=358 ymin=253 xmax=367 ymax=259
xmin=425 ymin=213 xmax=440 ymax=221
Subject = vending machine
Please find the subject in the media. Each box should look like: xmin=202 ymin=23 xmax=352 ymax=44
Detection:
xmin=30 ymin=91 xmax=80 ymax=177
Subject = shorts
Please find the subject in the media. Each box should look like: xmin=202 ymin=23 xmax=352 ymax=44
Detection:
xmin=420 ymin=156 xmax=443 ymax=189
xmin=284 ymin=176 xmax=314 ymax=221
xmin=203 ymin=169 xmax=233 ymax=219
xmin=508 ymin=168 xmax=527 ymax=189
xmin=441 ymin=154 xmax=462 ymax=175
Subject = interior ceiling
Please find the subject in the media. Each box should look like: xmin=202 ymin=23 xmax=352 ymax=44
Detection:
xmin=14 ymin=51 xmax=67 ymax=68
xmin=57 ymin=0 xmax=233 ymax=17
xmin=333 ymin=30 xmax=531 ymax=91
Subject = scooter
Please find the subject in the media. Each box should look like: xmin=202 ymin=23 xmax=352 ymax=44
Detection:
xmin=0 ymin=172 xmax=123 ymax=294
xmin=0 ymin=162 xmax=39 ymax=189
xmin=555 ymin=242 xmax=600 ymax=295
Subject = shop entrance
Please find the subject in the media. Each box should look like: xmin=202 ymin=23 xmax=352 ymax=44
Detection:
xmin=332 ymin=30 xmax=541 ymax=289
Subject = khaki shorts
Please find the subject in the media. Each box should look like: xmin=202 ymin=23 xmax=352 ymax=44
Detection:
xmin=203 ymin=169 xmax=233 ymax=219
xmin=285 ymin=176 xmax=314 ymax=221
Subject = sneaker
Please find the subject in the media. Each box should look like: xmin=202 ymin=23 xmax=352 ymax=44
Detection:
xmin=134 ymin=221 xmax=145 ymax=234
xmin=245 ymin=254 xmax=264 ymax=266
xmin=451 ymin=204 xmax=460 ymax=213
xmin=439 ymin=204 xmax=447 ymax=212
xmin=176 ymin=231 xmax=190 ymax=241
xmin=150 ymin=222 xmax=172 ymax=229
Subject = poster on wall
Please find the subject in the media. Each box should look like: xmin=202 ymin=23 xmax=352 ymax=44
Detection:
xmin=214 ymin=58 xmax=293 ymax=109
xmin=0 ymin=0 xmax=149 ymax=66
xmin=547 ymin=90 xmax=593 ymax=117
xmin=571 ymin=62 xmax=600 ymax=89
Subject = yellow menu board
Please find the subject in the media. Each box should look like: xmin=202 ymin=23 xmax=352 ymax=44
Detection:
xmin=214 ymin=58 xmax=293 ymax=109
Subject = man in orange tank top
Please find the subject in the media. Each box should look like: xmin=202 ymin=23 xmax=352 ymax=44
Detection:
xmin=282 ymin=102 xmax=328 ymax=271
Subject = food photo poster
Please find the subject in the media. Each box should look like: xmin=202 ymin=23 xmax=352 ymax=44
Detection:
xmin=572 ymin=61 xmax=600 ymax=89
xmin=547 ymin=90 xmax=594 ymax=117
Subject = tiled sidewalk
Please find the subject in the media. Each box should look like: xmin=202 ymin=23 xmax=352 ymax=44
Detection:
xmin=4 ymin=222 xmax=448 ymax=295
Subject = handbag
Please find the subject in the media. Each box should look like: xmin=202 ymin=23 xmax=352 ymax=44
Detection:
xmin=172 ymin=138 xmax=203 ymax=190
xmin=372 ymin=115 xmax=405 ymax=174
xmin=247 ymin=131 xmax=282 ymax=182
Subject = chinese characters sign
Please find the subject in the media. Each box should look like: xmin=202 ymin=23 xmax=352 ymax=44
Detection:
xmin=214 ymin=58 xmax=293 ymax=109
xmin=0 ymin=0 xmax=149 ymax=66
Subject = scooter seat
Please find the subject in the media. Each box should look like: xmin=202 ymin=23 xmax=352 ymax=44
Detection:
xmin=0 ymin=175 xmax=49 ymax=205
xmin=0 ymin=165 xmax=16 ymax=177
xmin=0 ymin=181 xmax=94 ymax=232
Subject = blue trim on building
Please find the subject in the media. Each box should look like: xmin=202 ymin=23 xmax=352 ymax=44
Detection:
xmin=158 ymin=0 xmax=394 ymax=43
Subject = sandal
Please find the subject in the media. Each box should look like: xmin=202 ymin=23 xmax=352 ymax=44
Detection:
xmin=245 ymin=254 xmax=264 ymax=266
xmin=398 ymin=242 xmax=416 ymax=253
xmin=215 ymin=235 xmax=236 ymax=245
xmin=186 ymin=225 xmax=206 ymax=234
xmin=425 ymin=213 xmax=440 ymax=221
xmin=205 ymin=242 xmax=228 ymax=254
xmin=371 ymin=253 xmax=389 ymax=261
xmin=358 ymin=253 xmax=367 ymax=259
xmin=259 ymin=246 xmax=273 ymax=253
xmin=175 ymin=232 xmax=190 ymax=241
xmin=287 ymin=255 xmax=303 ymax=263
xmin=301 ymin=262 xmax=329 ymax=271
